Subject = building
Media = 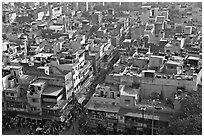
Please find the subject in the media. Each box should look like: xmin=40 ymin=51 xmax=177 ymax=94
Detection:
xmin=164 ymin=38 xmax=185 ymax=55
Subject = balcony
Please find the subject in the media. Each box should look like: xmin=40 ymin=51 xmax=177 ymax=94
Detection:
xmin=79 ymin=61 xmax=91 ymax=74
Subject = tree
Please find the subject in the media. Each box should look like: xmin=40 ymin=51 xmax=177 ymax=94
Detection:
xmin=158 ymin=89 xmax=202 ymax=135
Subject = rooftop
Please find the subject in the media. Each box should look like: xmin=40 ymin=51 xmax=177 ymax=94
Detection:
xmin=166 ymin=60 xmax=182 ymax=66
xmin=3 ymin=65 xmax=22 ymax=70
xmin=34 ymin=53 xmax=54 ymax=58
xmin=30 ymin=79 xmax=47 ymax=87
xmin=188 ymin=56 xmax=200 ymax=60
xmin=123 ymin=39 xmax=132 ymax=43
xmin=156 ymin=16 xmax=165 ymax=22
xmin=19 ymin=75 xmax=36 ymax=82
xmin=42 ymin=85 xmax=63 ymax=96
xmin=121 ymin=86 xmax=140 ymax=97
xmin=150 ymin=55 xmax=165 ymax=59
xmin=85 ymin=101 xmax=120 ymax=113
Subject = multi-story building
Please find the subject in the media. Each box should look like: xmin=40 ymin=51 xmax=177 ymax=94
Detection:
xmin=85 ymin=83 xmax=121 ymax=133
xmin=85 ymin=42 xmax=202 ymax=133
xmin=164 ymin=38 xmax=185 ymax=55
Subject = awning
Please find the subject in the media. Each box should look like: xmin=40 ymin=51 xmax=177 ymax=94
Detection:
xmin=118 ymin=108 xmax=170 ymax=122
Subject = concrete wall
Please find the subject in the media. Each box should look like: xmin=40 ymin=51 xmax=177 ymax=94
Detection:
xmin=141 ymin=76 xmax=196 ymax=99
xmin=65 ymin=72 xmax=73 ymax=100
xmin=141 ymin=83 xmax=177 ymax=99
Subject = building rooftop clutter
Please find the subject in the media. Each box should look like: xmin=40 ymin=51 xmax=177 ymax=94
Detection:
xmin=42 ymin=85 xmax=64 ymax=96
xmin=122 ymin=66 xmax=141 ymax=75
xmin=96 ymin=83 xmax=120 ymax=92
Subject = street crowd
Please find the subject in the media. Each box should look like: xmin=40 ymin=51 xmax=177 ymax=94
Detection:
xmin=2 ymin=101 xmax=87 ymax=135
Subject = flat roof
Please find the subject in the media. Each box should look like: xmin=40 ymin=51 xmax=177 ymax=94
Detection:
xmin=171 ymin=56 xmax=184 ymax=61
xmin=31 ymin=79 xmax=47 ymax=87
xmin=123 ymin=39 xmax=132 ymax=43
xmin=142 ymin=70 xmax=156 ymax=73
xmin=156 ymin=16 xmax=165 ymax=22
xmin=19 ymin=75 xmax=36 ymax=81
xmin=42 ymin=85 xmax=63 ymax=96
xmin=49 ymin=25 xmax=63 ymax=30
xmin=85 ymin=101 xmax=120 ymax=113
xmin=121 ymin=86 xmax=140 ymax=96
xmin=166 ymin=60 xmax=181 ymax=66
xmin=3 ymin=65 xmax=22 ymax=70
xmin=34 ymin=53 xmax=53 ymax=58
xmin=150 ymin=55 xmax=165 ymax=59
xmin=188 ymin=56 xmax=200 ymax=60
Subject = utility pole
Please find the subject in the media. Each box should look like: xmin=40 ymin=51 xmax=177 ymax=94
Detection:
xmin=151 ymin=99 xmax=162 ymax=135
xmin=139 ymin=106 xmax=147 ymax=135
xmin=151 ymin=99 xmax=155 ymax=135
xmin=151 ymin=107 xmax=154 ymax=135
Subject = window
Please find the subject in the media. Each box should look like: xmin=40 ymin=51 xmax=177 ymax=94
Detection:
xmin=37 ymin=86 xmax=41 ymax=91
xmin=31 ymin=107 xmax=36 ymax=111
xmin=13 ymin=71 xmax=17 ymax=77
xmin=10 ymin=93 xmax=14 ymax=96
xmin=15 ymin=79 xmax=19 ymax=84
xmin=124 ymin=99 xmax=130 ymax=104
xmin=32 ymin=99 xmax=36 ymax=103
xmin=111 ymin=92 xmax=114 ymax=99
xmin=166 ymin=50 xmax=170 ymax=53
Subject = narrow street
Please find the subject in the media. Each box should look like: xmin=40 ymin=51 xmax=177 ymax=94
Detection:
xmin=60 ymin=119 xmax=80 ymax=135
